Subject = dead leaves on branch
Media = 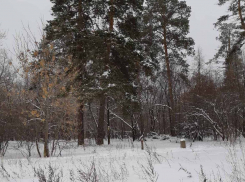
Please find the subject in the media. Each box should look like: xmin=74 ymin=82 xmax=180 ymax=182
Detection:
xmin=31 ymin=110 xmax=40 ymax=117
xmin=40 ymin=59 xmax=45 ymax=68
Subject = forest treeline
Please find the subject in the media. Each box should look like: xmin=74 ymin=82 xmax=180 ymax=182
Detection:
xmin=0 ymin=0 xmax=245 ymax=157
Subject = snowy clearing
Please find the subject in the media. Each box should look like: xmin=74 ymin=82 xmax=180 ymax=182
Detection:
xmin=1 ymin=138 xmax=244 ymax=182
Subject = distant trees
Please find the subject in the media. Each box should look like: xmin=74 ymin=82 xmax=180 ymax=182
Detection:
xmin=0 ymin=32 xmax=16 ymax=156
xmin=173 ymin=0 xmax=245 ymax=141
xmin=179 ymin=0 xmax=245 ymax=141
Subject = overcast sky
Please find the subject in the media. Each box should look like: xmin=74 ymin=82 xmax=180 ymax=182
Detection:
xmin=0 ymin=0 xmax=228 ymax=67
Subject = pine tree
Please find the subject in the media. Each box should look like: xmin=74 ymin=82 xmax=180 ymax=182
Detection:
xmin=215 ymin=1 xmax=245 ymax=89
xmin=217 ymin=0 xmax=245 ymax=138
xmin=93 ymin=0 xmax=147 ymax=145
xmin=216 ymin=0 xmax=245 ymax=57
xmin=45 ymin=0 xmax=95 ymax=145
xmin=45 ymin=0 xmax=154 ymax=145
xmin=144 ymin=0 xmax=195 ymax=136
xmin=217 ymin=0 xmax=245 ymax=29
xmin=214 ymin=23 xmax=238 ymax=60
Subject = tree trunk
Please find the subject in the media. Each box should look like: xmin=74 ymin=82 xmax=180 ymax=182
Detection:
xmin=163 ymin=25 xmax=176 ymax=136
xmin=238 ymin=0 xmax=245 ymax=31
xmin=35 ymin=123 xmax=41 ymax=157
xmin=36 ymin=140 xmax=41 ymax=158
xmin=131 ymin=115 xmax=136 ymax=141
xmin=243 ymin=108 xmax=245 ymax=137
xmin=150 ymin=109 xmax=154 ymax=132
xmin=97 ymin=95 xmax=106 ymax=145
xmin=140 ymin=112 xmax=144 ymax=136
xmin=106 ymin=0 xmax=114 ymax=63
xmin=234 ymin=108 xmax=238 ymax=139
xmin=96 ymin=0 xmax=114 ymax=145
xmin=107 ymin=98 xmax=110 ymax=145
xmin=77 ymin=104 xmax=84 ymax=145
xmin=76 ymin=0 xmax=85 ymax=146
xmin=121 ymin=121 xmax=124 ymax=140
xmin=43 ymin=118 xmax=49 ymax=157
xmin=162 ymin=108 xmax=166 ymax=134
xmin=167 ymin=99 xmax=172 ymax=134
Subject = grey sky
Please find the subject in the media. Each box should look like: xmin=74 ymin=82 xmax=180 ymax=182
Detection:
xmin=0 ymin=0 xmax=228 ymax=65
xmin=0 ymin=0 xmax=53 ymax=55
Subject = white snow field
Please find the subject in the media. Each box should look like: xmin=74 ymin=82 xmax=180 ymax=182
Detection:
xmin=0 ymin=137 xmax=245 ymax=182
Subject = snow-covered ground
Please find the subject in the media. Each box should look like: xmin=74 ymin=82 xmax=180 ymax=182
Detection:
xmin=0 ymin=137 xmax=244 ymax=182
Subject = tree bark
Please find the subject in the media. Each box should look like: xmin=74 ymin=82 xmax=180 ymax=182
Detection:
xmin=35 ymin=123 xmax=42 ymax=157
xmin=96 ymin=0 xmax=114 ymax=145
xmin=77 ymin=104 xmax=84 ymax=145
xmin=121 ymin=121 xmax=124 ymax=140
xmin=97 ymin=96 xmax=106 ymax=145
xmin=36 ymin=140 xmax=41 ymax=158
xmin=106 ymin=0 xmax=114 ymax=63
xmin=162 ymin=108 xmax=166 ymax=134
xmin=43 ymin=117 xmax=49 ymax=157
xmin=131 ymin=117 xmax=136 ymax=141
xmin=130 ymin=114 xmax=137 ymax=141
xmin=140 ymin=112 xmax=144 ymax=136
xmin=163 ymin=25 xmax=176 ymax=136
xmin=107 ymin=98 xmax=110 ymax=145
xmin=243 ymin=108 xmax=245 ymax=137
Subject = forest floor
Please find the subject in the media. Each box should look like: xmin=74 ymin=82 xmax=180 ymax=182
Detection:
xmin=0 ymin=137 xmax=244 ymax=182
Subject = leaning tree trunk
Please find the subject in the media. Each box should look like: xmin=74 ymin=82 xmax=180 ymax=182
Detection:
xmin=238 ymin=0 xmax=245 ymax=31
xmin=97 ymin=95 xmax=106 ymax=145
xmin=77 ymin=104 xmax=84 ymax=145
xmin=163 ymin=24 xmax=176 ymax=136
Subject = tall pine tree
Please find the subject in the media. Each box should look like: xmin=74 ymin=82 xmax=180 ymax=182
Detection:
xmin=144 ymin=0 xmax=195 ymax=136
xmin=45 ymin=0 xmax=97 ymax=145
xmin=45 ymin=0 xmax=155 ymax=144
